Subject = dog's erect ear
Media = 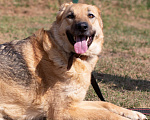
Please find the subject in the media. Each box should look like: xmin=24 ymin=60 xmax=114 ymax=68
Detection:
xmin=97 ymin=7 xmax=103 ymax=29
xmin=93 ymin=6 xmax=103 ymax=29
xmin=56 ymin=2 xmax=73 ymax=22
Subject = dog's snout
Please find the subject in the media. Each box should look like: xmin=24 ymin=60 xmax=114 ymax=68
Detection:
xmin=76 ymin=22 xmax=88 ymax=32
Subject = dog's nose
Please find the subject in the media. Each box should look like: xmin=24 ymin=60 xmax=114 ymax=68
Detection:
xmin=76 ymin=22 xmax=88 ymax=32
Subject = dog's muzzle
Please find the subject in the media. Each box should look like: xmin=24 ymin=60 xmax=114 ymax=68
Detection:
xmin=66 ymin=22 xmax=95 ymax=54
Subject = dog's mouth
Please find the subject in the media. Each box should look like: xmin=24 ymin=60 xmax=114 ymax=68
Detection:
xmin=66 ymin=30 xmax=95 ymax=54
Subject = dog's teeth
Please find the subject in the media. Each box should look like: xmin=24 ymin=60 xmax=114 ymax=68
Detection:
xmin=87 ymin=37 xmax=89 ymax=42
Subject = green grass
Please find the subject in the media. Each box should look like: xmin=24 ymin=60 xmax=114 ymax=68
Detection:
xmin=0 ymin=0 xmax=150 ymax=119
xmin=0 ymin=15 xmax=54 ymax=42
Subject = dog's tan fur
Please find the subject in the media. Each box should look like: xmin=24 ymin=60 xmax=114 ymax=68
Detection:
xmin=0 ymin=3 xmax=147 ymax=120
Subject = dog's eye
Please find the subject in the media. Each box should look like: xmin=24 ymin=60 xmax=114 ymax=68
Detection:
xmin=88 ymin=13 xmax=95 ymax=18
xmin=67 ymin=14 xmax=75 ymax=19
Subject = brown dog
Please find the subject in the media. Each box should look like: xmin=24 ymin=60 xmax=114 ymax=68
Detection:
xmin=0 ymin=2 xmax=147 ymax=120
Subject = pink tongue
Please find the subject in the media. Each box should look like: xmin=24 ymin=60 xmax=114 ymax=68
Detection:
xmin=74 ymin=36 xmax=88 ymax=54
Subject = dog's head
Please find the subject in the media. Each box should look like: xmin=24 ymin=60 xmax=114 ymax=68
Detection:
xmin=53 ymin=3 xmax=104 ymax=56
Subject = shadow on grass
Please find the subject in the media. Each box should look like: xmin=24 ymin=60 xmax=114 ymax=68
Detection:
xmin=94 ymin=72 xmax=150 ymax=92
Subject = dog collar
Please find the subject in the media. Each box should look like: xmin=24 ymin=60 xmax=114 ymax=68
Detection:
xmin=67 ymin=52 xmax=88 ymax=70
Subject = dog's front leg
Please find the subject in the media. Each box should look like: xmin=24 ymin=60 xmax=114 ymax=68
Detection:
xmin=66 ymin=101 xmax=132 ymax=120
xmin=69 ymin=101 xmax=147 ymax=120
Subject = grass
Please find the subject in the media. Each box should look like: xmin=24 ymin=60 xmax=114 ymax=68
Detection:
xmin=0 ymin=14 xmax=55 ymax=42
xmin=0 ymin=0 xmax=150 ymax=118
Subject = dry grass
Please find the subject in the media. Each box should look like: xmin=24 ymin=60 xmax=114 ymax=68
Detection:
xmin=0 ymin=0 xmax=150 ymax=118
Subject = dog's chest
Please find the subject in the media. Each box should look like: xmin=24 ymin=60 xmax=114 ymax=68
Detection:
xmin=58 ymin=61 xmax=91 ymax=103
xmin=65 ymin=74 xmax=90 ymax=100
xmin=40 ymin=57 xmax=94 ymax=110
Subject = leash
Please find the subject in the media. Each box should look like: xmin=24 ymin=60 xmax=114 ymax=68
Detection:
xmin=91 ymin=73 xmax=105 ymax=101
xmin=129 ymin=108 xmax=150 ymax=116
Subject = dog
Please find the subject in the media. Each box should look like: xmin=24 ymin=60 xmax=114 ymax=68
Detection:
xmin=0 ymin=2 xmax=147 ymax=120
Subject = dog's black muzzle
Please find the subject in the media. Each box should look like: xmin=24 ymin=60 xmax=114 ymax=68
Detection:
xmin=75 ymin=22 xmax=88 ymax=33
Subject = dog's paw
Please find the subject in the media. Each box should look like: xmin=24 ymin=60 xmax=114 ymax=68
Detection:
xmin=128 ymin=111 xmax=147 ymax=120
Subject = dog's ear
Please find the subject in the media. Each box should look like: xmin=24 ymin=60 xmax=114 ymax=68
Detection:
xmin=56 ymin=2 xmax=73 ymax=22
xmin=96 ymin=7 xmax=103 ymax=29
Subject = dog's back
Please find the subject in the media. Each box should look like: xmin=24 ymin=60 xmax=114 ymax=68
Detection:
xmin=0 ymin=40 xmax=32 ymax=86
xmin=0 ymin=37 xmax=45 ymax=119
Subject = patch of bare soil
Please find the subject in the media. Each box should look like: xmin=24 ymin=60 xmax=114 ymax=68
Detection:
xmin=0 ymin=6 xmax=48 ymax=17
xmin=124 ymin=19 xmax=150 ymax=30
xmin=0 ymin=0 xmax=58 ymax=16
xmin=135 ymin=47 xmax=150 ymax=54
